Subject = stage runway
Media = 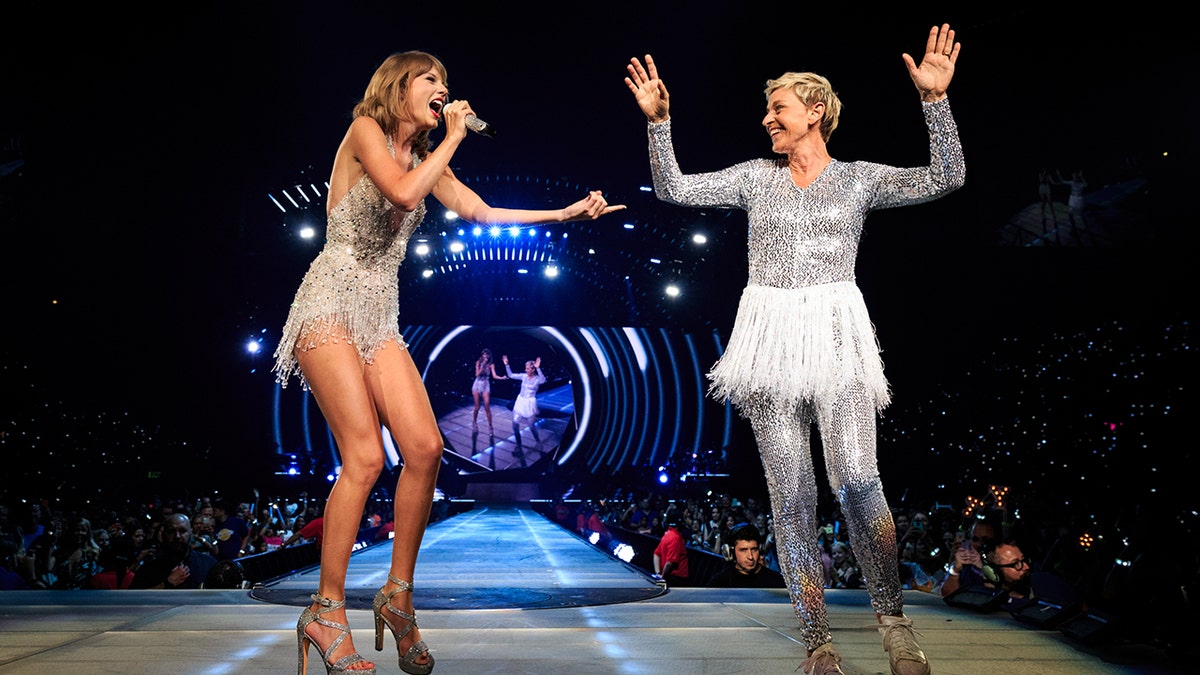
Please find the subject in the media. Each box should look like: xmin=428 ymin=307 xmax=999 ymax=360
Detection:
xmin=0 ymin=505 xmax=1187 ymax=674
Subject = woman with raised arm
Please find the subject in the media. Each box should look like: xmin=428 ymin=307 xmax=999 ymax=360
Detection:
xmin=274 ymin=51 xmax=624 ymax=675
xmin=626 ymin=24 xmax=964 ymax=675
xmin=502 ymin=355 xmax=547 ymax=448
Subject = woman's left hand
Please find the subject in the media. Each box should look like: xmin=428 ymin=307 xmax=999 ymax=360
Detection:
xmin=561 ymin=190 xmax=626 ymax=222
xmin=903 ymin=23 xmax=959 ymax=102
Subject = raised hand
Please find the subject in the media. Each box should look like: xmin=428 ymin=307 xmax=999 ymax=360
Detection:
xmin=561 ymin=190 xmax=626 ymax=221
xmin=903 ymin=24 xmax=960 ymax=102
xmin=625 ymin=55 xmax=670 ymax=123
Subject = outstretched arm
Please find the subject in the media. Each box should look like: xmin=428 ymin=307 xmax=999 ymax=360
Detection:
xmin=433 ymin=168 xmax=625 ymax=224
xmin=902 ymin=23 xmax=960 ymax=103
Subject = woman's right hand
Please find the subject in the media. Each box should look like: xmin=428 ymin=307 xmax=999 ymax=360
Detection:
xmin=625 ymin=55 xmax=669 ymax=123
xmin=440 ymin=99 xmax=474 ymax=141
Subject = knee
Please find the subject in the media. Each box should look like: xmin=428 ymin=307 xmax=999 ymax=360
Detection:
xmin=402 ymin=434 xmax=443 ymax=474
xmin=339 ymin=456 xmax=385 ymax=485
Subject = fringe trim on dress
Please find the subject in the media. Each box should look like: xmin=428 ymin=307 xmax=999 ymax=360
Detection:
xmin=271 ymin=312 xmax=407 ymax=391
xmin=707 ymin=282 xmax=890 ymax=411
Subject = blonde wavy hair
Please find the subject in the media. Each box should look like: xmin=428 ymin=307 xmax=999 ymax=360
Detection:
xmin=764 ymin=72 xmax=842 ymax=143
xmin=353 ymin=51 xmax=448 ymax=160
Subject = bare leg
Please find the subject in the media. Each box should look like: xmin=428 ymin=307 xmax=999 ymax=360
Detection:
xmin=295 ymin=339 xmax=383 ymax=672
xmin=368 ymin=342 xmax=441 ymax=670
xmin=482 ymin=389 xmax=494 ymax=434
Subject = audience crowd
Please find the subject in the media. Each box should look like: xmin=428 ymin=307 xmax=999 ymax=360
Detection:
xmin=0 ymin=489 xmax=400 ymax=591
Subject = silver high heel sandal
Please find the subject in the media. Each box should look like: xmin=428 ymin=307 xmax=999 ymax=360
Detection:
xmin=373 ymin=575 xmax=434 ymax=674
xmin=297 ymin=594 xmax=376 ymax=675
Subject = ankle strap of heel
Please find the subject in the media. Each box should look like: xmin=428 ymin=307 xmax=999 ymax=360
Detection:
xmin=310 ymin=594 xmax=347 ymax=611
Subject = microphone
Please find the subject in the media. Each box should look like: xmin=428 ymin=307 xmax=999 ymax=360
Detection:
xmin=465 ymin=113 xmax=496 ymax=138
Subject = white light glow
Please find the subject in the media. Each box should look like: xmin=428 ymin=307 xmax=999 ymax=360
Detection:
xmin=444 ymin=210 xmax=459 ymax=220
xmin=665 ymin=285 xmax=680 ymax=297
xmin=581 ymin=328 xmax=610 ymax=378
xmin=693 ymin=233 xmax=707 ymax=244
xmin=449 ymin=241 xmax=465 ymax=253
xmin=544 ymin=265 xmax=559 ymax=278
xmin=622 ymin=327 xmax=649 ymax=372
xmin=414 ymin=243 xmax=430 ymax=256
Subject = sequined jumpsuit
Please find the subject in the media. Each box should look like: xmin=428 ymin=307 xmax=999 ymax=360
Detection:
xmin=648 ymin=99 xmax=964 ymax=649
xmin=272 ymin=144 xmax=425 ymax=389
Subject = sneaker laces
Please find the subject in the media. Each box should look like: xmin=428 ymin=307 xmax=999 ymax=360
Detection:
xmin=798 ymin=642 xmax=844 ymax=675
xmin=879 ymin=615 xmax=929 ymax=671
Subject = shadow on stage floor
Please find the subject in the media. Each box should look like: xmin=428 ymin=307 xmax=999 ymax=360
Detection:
xmin=0 ymin=504 xmax=1192 ymax=674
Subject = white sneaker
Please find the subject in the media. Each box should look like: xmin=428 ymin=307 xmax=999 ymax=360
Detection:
xmin=879 ymin=614 xmax=930 ymax=675
xmin=800 ymin=642 xmax=845 ymax=675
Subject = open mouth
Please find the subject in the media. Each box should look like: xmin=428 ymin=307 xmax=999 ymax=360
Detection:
xmin=429 ymin=98 xmax=445 ymax=119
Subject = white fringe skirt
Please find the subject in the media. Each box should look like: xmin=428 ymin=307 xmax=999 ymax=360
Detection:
xmin=707 ymin=282 xmax=890 ymax=411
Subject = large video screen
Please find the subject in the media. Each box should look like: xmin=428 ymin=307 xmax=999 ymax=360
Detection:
xmin=269 ymin=324 xmax=740 ymax=485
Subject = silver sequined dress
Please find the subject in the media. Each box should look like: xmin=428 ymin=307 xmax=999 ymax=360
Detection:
xmin=648 ymin=98 xmax=964 ymax=648
xmin=272 ymin=146 xmax=425 ymax=390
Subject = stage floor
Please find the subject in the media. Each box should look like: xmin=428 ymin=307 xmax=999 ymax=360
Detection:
xmin=0 ymin=505 xmax=1188 ymax=674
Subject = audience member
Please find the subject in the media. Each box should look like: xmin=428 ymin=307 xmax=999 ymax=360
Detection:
xmin=0 ymin=504 xmax=25 ymax=589
xmin=986 ymin=542 xmax=1034 ymax=599
xmin=755 ymin=513 xmax=780 ymax=573
xmin=211 ymin=499 xmax=249 ymax=561
xmin=706 ymin=523 xmax=786 ymax=588
xmin=18 ymin=502 xmax=48 ymax=558
xmin=190 ymin=513 xmax=220 ymax=558
xmin=52 ymin=516 xmax=102 ymax=589
xmin=653 ymin=511 xmax=689 ymax=587
xmin=130 ymin=513 xmax=217 ymax=589
xmin=88 ymin=535 xmax=136 ymax=589
xmin=829 ymin=541 xmax=863 ymax=589
xmin=938 ymin=519 xmax=997 ymax=598
xmin=281 ymin=512 xmax=324 ymax=549
xmin=576 ymin=501 xmax=612 ymax=547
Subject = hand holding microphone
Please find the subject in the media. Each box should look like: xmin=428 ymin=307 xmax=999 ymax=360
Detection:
xmin=444 ymin=99 xmax=496 ymax=138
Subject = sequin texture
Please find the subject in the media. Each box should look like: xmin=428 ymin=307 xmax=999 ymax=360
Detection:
xmin=272 ymin=147 xmax=426 ymax=390
xmin=648 ymin=98 xmax=964 ymax=648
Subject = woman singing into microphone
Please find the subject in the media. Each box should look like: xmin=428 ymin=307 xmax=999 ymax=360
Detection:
xmin=274 ymin=51 xmax=624 ymax=675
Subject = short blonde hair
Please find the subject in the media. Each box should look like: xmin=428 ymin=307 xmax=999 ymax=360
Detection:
xmin=353 ymin=51 xmax=449 ymax=160
xmin=764 ymin=72 xmax=842 ymax=143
